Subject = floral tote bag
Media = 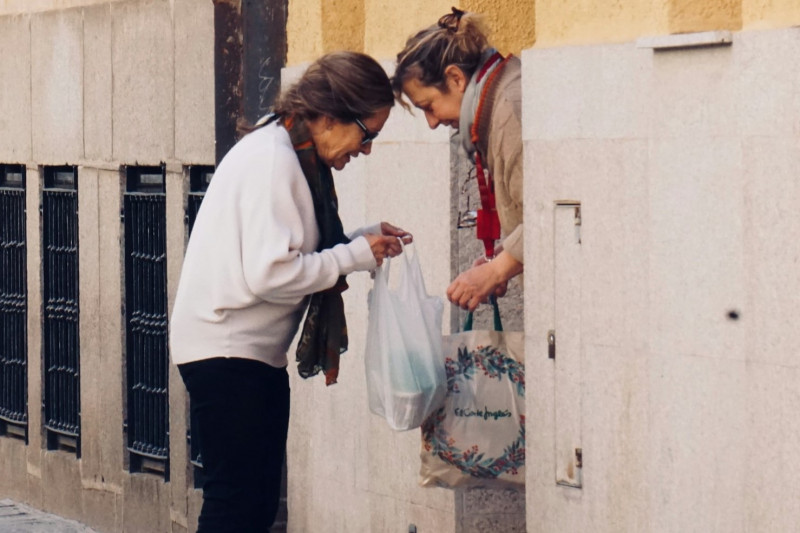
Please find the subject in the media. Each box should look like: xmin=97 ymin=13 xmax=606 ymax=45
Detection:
xmin=419 ymin=300 xmax=525 ymax=488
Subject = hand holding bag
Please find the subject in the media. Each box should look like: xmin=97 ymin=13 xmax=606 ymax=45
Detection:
xmin=419 ymin=298 xmax=525 ymax=488
xmin=365 ymin=244 xmax=446 ymax=431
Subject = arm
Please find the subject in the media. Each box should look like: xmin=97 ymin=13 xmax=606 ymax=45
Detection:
xmin=239 ymin=146 xmax=379 ymax=305
xmin=239 ymin=149 xmax=416 ymax=302
xmin=448 ymin=81 xmax=524 ymax=311
xmin=488 ymin=84 xmax=524 ymax=265
xmin=349 ymin=221 xmax=413 ymax=245
xmin=446 ymin=250 xmax=523 ymax=311
xmin=347 ymin=222 xmax=382 ymax=240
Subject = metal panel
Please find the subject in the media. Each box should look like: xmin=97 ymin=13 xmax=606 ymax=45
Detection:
xmin=186 ymin=165 xmax=213 ymax=234
xmin=124 ymin=166 xmax=169 ymax=478
xmin=213 ymin=0 xmax=287 ymax=164
xmin=554 ymin=202 xmax=583 ymax=488
xmin=42 ymin=166 xmax=81 ymax=455
xmin=0 ymin=165 xmax=28 ymax=440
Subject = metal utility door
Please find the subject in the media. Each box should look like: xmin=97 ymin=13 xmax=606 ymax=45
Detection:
xmin=554 ymin=202 xmax=582 ymax=488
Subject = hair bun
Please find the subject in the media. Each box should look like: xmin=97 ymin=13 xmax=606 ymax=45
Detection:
xmin=437 ymin=6 xmax=465 ymax=32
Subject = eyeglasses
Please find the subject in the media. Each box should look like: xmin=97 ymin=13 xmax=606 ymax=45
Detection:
xmin=355 ymin=118 xmax=379 ymax=146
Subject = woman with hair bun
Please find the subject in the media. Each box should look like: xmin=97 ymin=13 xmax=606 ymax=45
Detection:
xmin=393 ymin=8 xmax=523 ymax=312
xmin=171 ymin=51 xmax=412 ymax=532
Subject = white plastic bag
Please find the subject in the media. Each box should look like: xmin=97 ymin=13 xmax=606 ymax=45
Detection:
xmin=365 ymin=244 xmax=446 ymax=431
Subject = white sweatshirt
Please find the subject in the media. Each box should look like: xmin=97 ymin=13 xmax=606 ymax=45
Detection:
xmin=170 ymin=122 xmax=378 ymax=368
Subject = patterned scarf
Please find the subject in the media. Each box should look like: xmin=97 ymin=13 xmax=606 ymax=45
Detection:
xmin=280 ymin=115 xmax=350 ymax=385
xmin=457 ymin=48 xmax=502 ymax=158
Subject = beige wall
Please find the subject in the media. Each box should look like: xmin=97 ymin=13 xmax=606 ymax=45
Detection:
xmin=523 ymin=27 xmax=800 ymax=532
xmin=0 ymin=0 xmax=126 ymax=15
xmin=0 ymin=0 xmax=212 ymax=531
xmin=281 ymin=62 xmax=458 ymax=533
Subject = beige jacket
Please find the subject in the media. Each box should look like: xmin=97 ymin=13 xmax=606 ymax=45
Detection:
xmin=474 ymin=56 xmax=523 ymax=264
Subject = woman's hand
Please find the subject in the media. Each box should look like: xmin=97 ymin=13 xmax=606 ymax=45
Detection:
xmin=471 ymin=256 xmax=509 ymax=298
xmin=447 ymin=251 xmax=523 ymax=311
xmin=365 ymin=234 xmax=404 ymax=266
xmin=380 ymin=222 xmax=413 ymax=245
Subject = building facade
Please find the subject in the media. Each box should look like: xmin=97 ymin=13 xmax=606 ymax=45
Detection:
xmin=0 ymin=0 xmax=799 ymax=532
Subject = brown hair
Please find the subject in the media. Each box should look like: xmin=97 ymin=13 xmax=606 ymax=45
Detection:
xmin=240 ymin=51 xmax=394 ymax=135
xmin=276 ymin=51 xmax=393 ymax=122
xmin=391 ymin=8 xmax=490 ymax=101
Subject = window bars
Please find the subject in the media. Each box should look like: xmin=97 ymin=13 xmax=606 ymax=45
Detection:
xmin=185 ymin=165 xmax=213 ymax=488
xmin=186 ymin=166 xmax=213 ymax=235
xmin=0 ymin=165 xmax=28 ymax=441
xmin=42 ymin=166 xmax=81 ymax=455
xmin=123 ymin=165 xmax=169 ymax=479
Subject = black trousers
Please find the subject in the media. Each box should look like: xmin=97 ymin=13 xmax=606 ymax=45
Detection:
xmin=179 ymin=357 xmax=290 ymax=533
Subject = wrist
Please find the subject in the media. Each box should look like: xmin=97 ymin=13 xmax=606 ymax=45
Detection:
xmin=489 ymin=250 xmax=523 ymax=283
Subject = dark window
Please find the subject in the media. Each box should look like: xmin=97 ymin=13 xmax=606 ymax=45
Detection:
xmin=0 ymin=164 xmax=28 ymax=441
xmin=42 ymin=166 xmax=80 ymax=455
xmin=123 ymin=165 xmax=169 ymax=479
xmin=186 ymin=166 xmax=214 ymax=235
xmin=185 ymin=165 xmax=213 ymax=488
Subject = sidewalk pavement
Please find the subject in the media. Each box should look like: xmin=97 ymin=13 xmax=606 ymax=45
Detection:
xmin=0 ymin=500 xmax=97 ymax=532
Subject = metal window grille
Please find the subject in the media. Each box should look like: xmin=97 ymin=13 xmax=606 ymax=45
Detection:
xmin=0 ymin=164 xmax=28 ymax=441
xmin=42 ymin=166 xmax=80 ymax=455
xmin=123 ymin=165 xmax=169 ymax=479
xmin=186 ymin=166 xmax=213 ymax=235
xmin=185 ymin=165 xmax=213 ymax=487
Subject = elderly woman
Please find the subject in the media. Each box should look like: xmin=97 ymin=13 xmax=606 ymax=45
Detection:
xmin=170 ymin=51 xmax=410 ymax=532
xmin=392 ymin=8 xmax=523 ymax=312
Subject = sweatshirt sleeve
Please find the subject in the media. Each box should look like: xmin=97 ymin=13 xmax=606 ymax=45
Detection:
xmin=347 ymin=222 xmax=382 ymax=240
xmin=498 ymin=123 xmax=524 ymax=263
xmin=238 ymin=142 xmax=377 ymax=305
xmin=488 ymin=89 xmax=524 ymax=264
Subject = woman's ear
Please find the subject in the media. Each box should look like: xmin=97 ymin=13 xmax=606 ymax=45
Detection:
xmin=322 ymin=115 xmax=336 ymax=130
xmin=444 ymin=65 xmax=468 ymax=94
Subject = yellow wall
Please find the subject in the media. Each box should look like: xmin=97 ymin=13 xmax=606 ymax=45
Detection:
xmin=667 ymin=0 xmax=742 ymax=33
xmin=742 ymin=0 xmax=800 ymax=29
xmin=363 ymin=0 xmax=452 ymax=61
xmin=462 ymin=0 xmax=535 ymax=55
xmin=287 ymin=0 xmax=324 ymax=65
xmin=534 ymin=0 xmax=670 ymax=47
xmin=288 ymin=0 xmax=800 ymax=59
xmin=322 ymin=0 xmax=364 ymax=53
xmin=288 ymin=0 xmax=535 ymax=65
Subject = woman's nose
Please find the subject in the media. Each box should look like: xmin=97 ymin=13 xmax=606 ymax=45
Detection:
xmin=360 ymin=143 xmax=372 ymax=155
xmin=425 ymin=112 xmax=440 ymax=129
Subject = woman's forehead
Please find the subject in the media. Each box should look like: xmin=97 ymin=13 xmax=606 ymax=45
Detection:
xmin=402 ymin=78 xmax=442 ymax=104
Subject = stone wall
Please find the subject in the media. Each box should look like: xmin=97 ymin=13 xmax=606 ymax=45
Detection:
xmin=0 ymin=1 xmax=213 ymax=531
xmin=523 ymin=27 xmax=800 ymax=532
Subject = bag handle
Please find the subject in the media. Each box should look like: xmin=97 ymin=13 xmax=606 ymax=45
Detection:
xmin=463 ymin=295 xmax=503 ymax=332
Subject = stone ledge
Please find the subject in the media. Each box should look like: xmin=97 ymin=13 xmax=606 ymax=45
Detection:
xmin=636 ymin=30 xmax=733 ymax=50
